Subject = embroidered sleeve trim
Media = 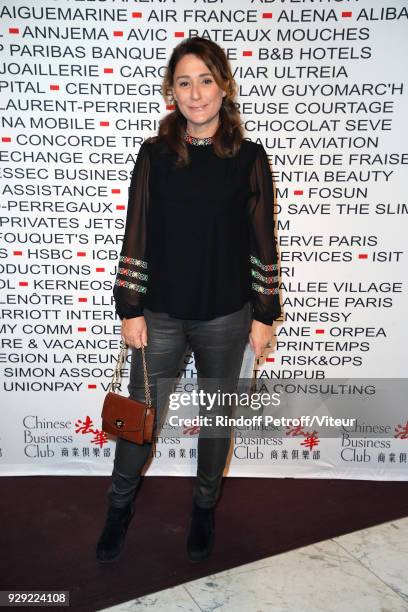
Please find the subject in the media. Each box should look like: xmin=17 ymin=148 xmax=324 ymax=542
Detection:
xmin=252 ymin=283 xmax=279 ymax=295
xmin=118 ymin=267 xmax=148 ymax=282
xmin=114 ymin=278 xmax=147 ymax=293
xmin=119 ymin=255 xmax=148 ymax=269
xmin=251 ymin=269 xmax=278 ymax=285
xmin=250 ymin=254 xmax=278 ymax=272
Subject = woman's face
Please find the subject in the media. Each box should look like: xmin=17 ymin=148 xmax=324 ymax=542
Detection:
xmin=171 ymin=53 xmax=226 ymax=137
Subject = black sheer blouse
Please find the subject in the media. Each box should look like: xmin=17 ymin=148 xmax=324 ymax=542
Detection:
xmin=113 ymin=137 xmax=281 ymax=325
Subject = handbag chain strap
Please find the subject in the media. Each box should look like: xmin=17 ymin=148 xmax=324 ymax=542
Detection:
xmin=110 ymin=340 xmax=152 ymax=407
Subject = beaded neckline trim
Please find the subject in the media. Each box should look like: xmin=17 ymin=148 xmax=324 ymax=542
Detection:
xmin=184 ymin=131 xmax=214 ymax=146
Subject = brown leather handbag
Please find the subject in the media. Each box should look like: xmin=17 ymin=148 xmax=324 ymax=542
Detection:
xmin=101 ymin=341 xmax=155 ymax=444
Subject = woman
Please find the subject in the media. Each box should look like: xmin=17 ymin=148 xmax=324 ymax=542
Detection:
xmin=96 ymin=36 xmax=281 ymax=564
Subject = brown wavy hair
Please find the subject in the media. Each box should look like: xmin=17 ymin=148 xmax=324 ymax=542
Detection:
xmin=151 ymin=36 xmax=245 ymax=167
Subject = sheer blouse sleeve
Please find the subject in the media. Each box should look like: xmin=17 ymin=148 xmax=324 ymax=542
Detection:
xmin=113 ymin=139 xmax=151 ymax=320
xmin=247 ymin=143 xmax=282 ymax=325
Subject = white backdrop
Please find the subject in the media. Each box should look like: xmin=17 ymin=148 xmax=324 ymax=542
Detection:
xmin=0 ymin=0 xmax=407 ymax=479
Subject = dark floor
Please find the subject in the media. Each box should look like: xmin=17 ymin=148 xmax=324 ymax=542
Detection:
xmin=1 ymin=476 xmax=407 ymax=611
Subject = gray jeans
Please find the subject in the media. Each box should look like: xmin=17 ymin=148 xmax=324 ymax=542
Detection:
xmin=107 ymin=301 xmax=252 ymax=509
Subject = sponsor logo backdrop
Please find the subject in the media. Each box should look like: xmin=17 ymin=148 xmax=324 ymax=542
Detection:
xmin=0 ymin=0 xmax=407 ymax=478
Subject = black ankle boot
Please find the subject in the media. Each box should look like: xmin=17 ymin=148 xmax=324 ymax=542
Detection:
xmin=96 ymin=502 xmax=135 ymax=563
xmin=187 ymin=501 xmax=215 ymax=563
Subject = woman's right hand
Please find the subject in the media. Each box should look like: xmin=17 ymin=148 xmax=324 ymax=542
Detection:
xmin=121 ymin=316 xmax=148 ymax=349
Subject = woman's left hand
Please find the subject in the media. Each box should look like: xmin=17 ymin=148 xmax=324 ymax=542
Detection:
xmin=249 ymin=319 xmax=274 ymax=358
